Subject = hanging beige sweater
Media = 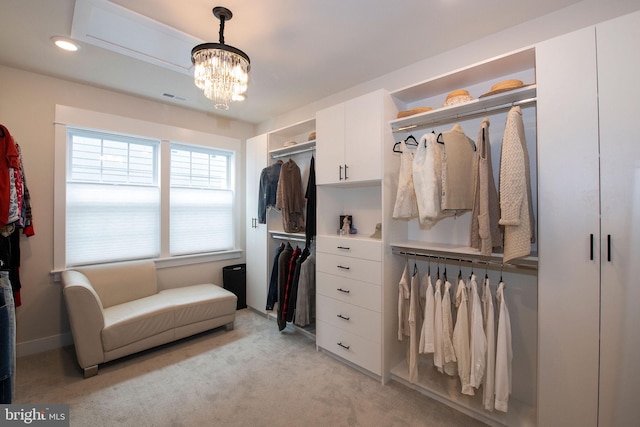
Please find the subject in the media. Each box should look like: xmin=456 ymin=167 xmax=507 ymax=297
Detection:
xmin=470 ymin=118 xmax=502 ymax=255
xmin=499 ymin=106 xmax=535 ymax=262
xmin=441 ymin=124 xmax=477 ymax=212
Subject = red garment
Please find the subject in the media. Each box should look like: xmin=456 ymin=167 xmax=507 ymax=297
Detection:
xmin=0 ymin=125 xmax=20 ymax=226
xmin=281 ymin=247 xmax=301 ymax=321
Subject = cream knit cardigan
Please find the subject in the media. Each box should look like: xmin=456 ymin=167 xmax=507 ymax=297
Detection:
xmin=499 ymin=106 xmax=535 ymax=262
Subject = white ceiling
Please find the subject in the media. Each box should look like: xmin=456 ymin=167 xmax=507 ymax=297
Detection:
xmin=0 ymin=0 xmax=583 ymax=124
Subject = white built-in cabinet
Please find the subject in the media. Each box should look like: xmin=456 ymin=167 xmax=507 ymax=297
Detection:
xmin=314 ymin=89 xmax=399 ymax=379
xmin=315 ymin=91 xmax=384 ymax=185
xmin=244 ymin=120 xmax=316 ymax=315
xmin=537 ymin=11 xmax=640 ymax=427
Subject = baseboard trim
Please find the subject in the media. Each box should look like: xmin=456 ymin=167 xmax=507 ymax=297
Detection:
xmin=17 ymin=332 xmax=74 ymax=357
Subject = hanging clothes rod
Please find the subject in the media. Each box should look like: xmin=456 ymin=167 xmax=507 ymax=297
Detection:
xmin=270 ymin=232 xmax=307 ymax=243
xmin=392 ymin=97 xmax=537 ymax=133
xmin=270 ymin=146 xmax=315 ymax=159
xmin=391 ymin=248 xmax=538 ymax=271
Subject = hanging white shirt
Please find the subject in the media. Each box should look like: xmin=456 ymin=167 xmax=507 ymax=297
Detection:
xmin=419 ymin=274 xmax=435 ymax=354
xmin=469 ymin=274 xmax=487 ymax=388
xmin=495 ymin=281 xmax=513 ymax=412
xmin=408 ymin=267 xmax=421 ymax=383
xmin=433 ymin=279 xmax=444 ymax=372
xmin=482 ymin=276 xmax=497 ymax=411
xmin=453 ymin=278 xmax=473 ymax=395
xmin=442 ymin=279 xmax=457 ymax=377
xmin=413 ymin=132 xmax=451 ymax=227
xmin=393 ymin=141 xmax=419 ymax=219
xmin=397 ymin=262 xmax=411 ymax=341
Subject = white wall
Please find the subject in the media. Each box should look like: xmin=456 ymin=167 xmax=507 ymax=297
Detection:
xmin=0 ymin=65 xmax=255 ymax=355
xmin=257 ymin=0 xmax=640 ymax=134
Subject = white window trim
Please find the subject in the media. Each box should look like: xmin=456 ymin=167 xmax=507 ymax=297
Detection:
xmin=53 ymin=105 xmax=242 ymax=271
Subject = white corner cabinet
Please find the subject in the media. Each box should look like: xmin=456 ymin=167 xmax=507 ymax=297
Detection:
xmin=536 ymin=10 xmax=640 ymax=427
xmin=314 ymin=89 xmax=400 ymax=379
xmin=385 ymin=47 xmax=538 ymax=427
xmin=245 ymin=119 xmax=316 ymax=314
xmin=315 ymin=89 xmax=391 ymax=185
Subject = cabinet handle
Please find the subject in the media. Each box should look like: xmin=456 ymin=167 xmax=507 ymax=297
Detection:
xmin=337 ymin=314 xmax=350 ymax=321
xmin=337 ymin=288 xmax=350 ymax=294
xmin=590 ymin=233 xmax=594 ymax=260
xmin=344 ymin=164 xmax=349 ymax=180
xmin=337 ymin=265 xmax=350 ymax=270
xmin=607 ymin=234 xmax=612 ymax=262
xmin=337 ymin=342 xmax=350 ymax=350
xmin=339 ymin=165 xmax=343 ymax=181
xmin=336 ymin=246 xmax=351 ymax=250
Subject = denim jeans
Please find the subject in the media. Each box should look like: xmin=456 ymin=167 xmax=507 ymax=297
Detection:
xmin=0 ymin=271 xmax=15 ymax=403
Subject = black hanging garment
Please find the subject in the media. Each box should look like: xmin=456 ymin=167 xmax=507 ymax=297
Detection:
xmin=305 ymin=156 xmax=316 ymax=247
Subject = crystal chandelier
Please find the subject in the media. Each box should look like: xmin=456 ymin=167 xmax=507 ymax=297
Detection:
xmin=191 ymin=6 xmax=250 ymax=110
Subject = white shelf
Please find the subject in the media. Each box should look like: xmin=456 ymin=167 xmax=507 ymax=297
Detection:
xmin=390 ymin=241 xmax=538 ymax=270
xmin=269 ymin=140 xmax=316 ymax=159
xmin=390 ymin=85 xmax=536 ymax=132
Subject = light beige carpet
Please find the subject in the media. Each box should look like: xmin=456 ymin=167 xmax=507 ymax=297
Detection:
xmin=15 ymin=309 xmax=487 ymax=427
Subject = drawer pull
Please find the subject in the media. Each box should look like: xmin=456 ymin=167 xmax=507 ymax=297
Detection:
xmin=337 ymin=246 xmax=351 ymax=250
xmin=337 ymin=342 xmax=350 ymax=350
xmin=337 ymin=265 xmax=350 ymax=270
xmin=337 ymin=314 xmax=350 ymax=321
xmin=337 ymin=288 xmax=350 ymax=294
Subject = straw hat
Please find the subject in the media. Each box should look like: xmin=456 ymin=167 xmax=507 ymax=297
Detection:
xmin=397 ymin=107 xmax=433 ymax=118
xmin=443 ymin=89 xmax=473 ymax=107
xmin=480 ymin=79 xmax=532 ymax=98
xmin=283 ymin=140 xmax=297 ymax=147
xmin=308 ymin=131 xmax=316 ymax=141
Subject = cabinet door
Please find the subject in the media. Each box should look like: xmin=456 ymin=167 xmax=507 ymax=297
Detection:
xmin=596 ymin=11 xmax=640 ymax=426
xmin=344 ymin=91 xmax=382 ymax=182
xmin=316 ymin=102 xmax=345 ymax=185
xmin=536 ymin=26 xmax=601 ymax=427
xmin=245 ymin=134 xmax=268 ymax=313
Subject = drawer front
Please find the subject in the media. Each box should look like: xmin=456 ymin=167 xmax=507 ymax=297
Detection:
xmin=316 ymin=294 xmax=381 ymax=343
xmin=317 ymin=272 xmax=381 ymax=312
xmin=316 ymin=320 xmax=381 ymax=375
xmin=317 ymin=236 xmax=382 ymax=261
xmin=316 ymin=253 xmax=381 ymax=285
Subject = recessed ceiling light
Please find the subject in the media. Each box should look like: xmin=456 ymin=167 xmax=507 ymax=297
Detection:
xmin=51 ymin=36 xmax=80 ymax=52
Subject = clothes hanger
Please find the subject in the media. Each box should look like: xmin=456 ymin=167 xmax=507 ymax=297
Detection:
xmin=404 ymin=135 xmax=419 ymax=146
xmin=393 ymin=141 xmax=403 ymax=153
xmin=436 ymin=132 xmax=444 ymax=145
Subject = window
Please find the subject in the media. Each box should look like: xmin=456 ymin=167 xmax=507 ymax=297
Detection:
xmin=169 ymin=144 xmax=234 ymax=255
xmin=54 ymin=105 xmax=242 ymax=269
xmin=66 ymin=129 xmax=160 ymax=265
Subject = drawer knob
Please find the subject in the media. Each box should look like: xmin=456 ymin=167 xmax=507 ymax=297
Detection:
xmin=337 ymin=265 xmax=350 ymax=270
xmin=337 ymin=288 xmax=350 ymax=294
xmin=337 ymin=314 xmax=350 ymax=321
xmin=337 ymin=342 xmax=350 ymax=350
xmin=337 ymin=246 xmax=351 ymax=250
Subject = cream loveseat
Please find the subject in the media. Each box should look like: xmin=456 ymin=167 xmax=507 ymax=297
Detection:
xmin=61 ymin=260 xmax=237 ymax=377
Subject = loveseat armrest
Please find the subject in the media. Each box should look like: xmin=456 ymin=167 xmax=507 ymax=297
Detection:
xmin=61 ymin=270 xmax=106 ymax=372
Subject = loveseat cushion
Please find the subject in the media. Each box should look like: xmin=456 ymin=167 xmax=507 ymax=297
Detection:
xmin=159 ymin=284 xmax=237 ymax=327
xmin=102 ymin=293 xmax=176 ymax=352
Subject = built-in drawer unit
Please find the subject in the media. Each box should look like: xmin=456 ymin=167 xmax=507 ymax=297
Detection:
xmin=316 ymin=235 xmax=383 ymax=376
